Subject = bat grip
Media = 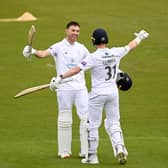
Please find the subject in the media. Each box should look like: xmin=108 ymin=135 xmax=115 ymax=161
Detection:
xmin=28 ymin=44 xmax=32 ymax=51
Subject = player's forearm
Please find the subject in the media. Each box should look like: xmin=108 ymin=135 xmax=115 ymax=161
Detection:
xmin=127 ymin=39 xmax=139 ymax=50
xmin=61 ymin=66 xmax=81 ymax=79
xmin=34 ymin=50 xmax=50 ymax=58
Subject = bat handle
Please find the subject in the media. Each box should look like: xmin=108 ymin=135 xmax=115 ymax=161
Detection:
xmin=27 ymin=45 xmax=32 ymax=61
xmin=27 ymin=45 xmax=32 ymax=52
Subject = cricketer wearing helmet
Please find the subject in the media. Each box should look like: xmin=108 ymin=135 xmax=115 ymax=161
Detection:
xmin=50 ymin=28 xmax=149 ymax=165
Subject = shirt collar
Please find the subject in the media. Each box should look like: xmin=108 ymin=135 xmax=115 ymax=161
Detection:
xmin=96 ymin=47 xmax=108 ymax=51
xmin=63 ymin=38 xmax=76 ymax=46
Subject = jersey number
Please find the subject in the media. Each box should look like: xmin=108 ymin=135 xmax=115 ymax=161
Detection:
xmin=105 ymin=65 xmax=116 ymax=80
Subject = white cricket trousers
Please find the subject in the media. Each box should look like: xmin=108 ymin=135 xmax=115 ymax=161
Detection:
xmin=56 ymin=89 xmax=88 ymax=155
xmin=88 ymin=88 xmax=127 ymax=156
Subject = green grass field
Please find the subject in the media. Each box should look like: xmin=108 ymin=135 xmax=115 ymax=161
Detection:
xmin=0 ymin=0 xmax=168 ymax=168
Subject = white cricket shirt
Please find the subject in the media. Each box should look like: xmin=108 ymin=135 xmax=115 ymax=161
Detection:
xmin=78 ymin=46 xmax=130 ymax=94
xmin=48 ymin=38 xmax=89 ymax=90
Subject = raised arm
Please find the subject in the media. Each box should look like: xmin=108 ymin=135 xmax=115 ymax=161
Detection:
xmin=22 ymin=45 xmax=51 ymax=59
xmin=127 ymin=30 xmax=149 ymax=50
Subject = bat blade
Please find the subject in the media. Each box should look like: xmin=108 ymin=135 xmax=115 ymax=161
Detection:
xmin=14 ymin=84 xmax=49 ymax=98
xmin=27 ymin=25 xmax=36 ymax=53
xmin=14 ymin=78 xmax=73 ymax=98
xmin=28 ymin=25 xmax=36 ymax=46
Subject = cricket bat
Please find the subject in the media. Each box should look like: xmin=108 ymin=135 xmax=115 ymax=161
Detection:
xmin=14 ymin=84 xmax=50 ymax=98
xmin=14 ymin=78 xmax=72 ymax=98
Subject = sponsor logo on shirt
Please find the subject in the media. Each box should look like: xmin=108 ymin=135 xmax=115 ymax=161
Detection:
xmin=81 ymin=61 xmax=87 ymax=66
xmin=67 ymin=63 xmax=77 ymax=68
xmin=103 ymin=58 xmax=116 ymax=65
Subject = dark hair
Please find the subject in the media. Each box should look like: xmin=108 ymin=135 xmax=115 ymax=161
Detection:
xmin=66 ymin=21 xmax=80 ymax=29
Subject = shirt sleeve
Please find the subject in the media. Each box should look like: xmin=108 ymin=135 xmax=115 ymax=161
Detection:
xmin=112 ymin=46 xmax=130 ymax=59
xmin=78 ymin=54 xmax=94 ymax=71
xmin=47 ymin=44 xmax=57 ymax=57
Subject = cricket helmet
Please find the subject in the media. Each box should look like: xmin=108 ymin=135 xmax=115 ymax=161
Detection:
xmin=91 ymin=28 xmax=109 ymax=45
xmin=116 ymin=72 xmax=133 ymax=91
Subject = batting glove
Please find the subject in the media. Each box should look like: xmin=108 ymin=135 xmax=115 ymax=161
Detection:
xmin=134 ymin=30 xmax=149 ymax=40
xmin=22 ymin=45 xmax=37 ymax=59
xmin=49 ymin=76 xmax=62 ymax=91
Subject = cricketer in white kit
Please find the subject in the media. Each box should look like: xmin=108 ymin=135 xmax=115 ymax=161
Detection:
xmin=50 ymin=28 xmax=149 ymax=164
xmin=48 ymin=38 xmax=89 ymax=158
xmin=22 ymin=21 xmax=89 ymax=159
